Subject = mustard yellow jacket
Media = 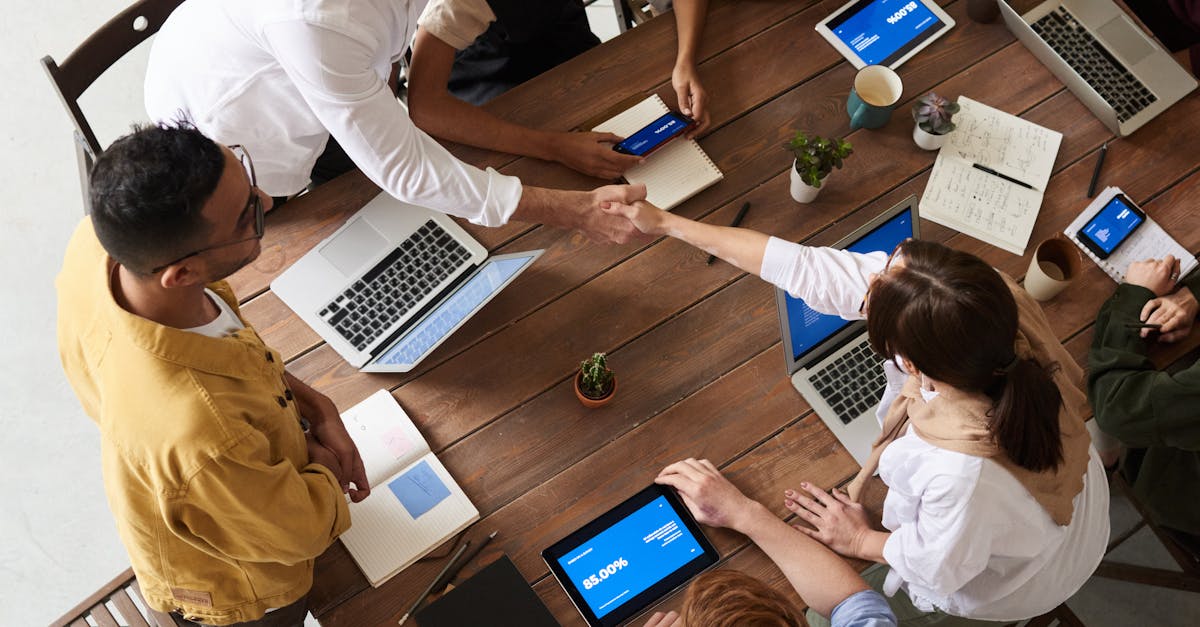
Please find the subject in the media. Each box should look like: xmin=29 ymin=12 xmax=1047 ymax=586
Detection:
xmin=56 ymin=220 xmax=350 ymax=624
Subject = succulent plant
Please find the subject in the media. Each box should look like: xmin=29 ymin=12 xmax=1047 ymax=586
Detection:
xmin=579 ymin=352 xmax=614 ymax=399
xmin=784 ymin=132 xmax=853 ymax=189
xmin=912 ymin=92 xmax=960 ymax=135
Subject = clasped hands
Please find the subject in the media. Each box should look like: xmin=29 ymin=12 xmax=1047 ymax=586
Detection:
xmin=1125 ymin=255 xmax=1198 ymax=343
xmin=288 ymin=374 xmax=371 ymax=502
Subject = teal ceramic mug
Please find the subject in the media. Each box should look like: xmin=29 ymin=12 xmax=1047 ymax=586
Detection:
xmin=847 ymin=65 xmax=903 ymax=130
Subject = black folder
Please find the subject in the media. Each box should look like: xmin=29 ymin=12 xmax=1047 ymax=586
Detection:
xmin=415 ymin=554 xmax=560 ymax=626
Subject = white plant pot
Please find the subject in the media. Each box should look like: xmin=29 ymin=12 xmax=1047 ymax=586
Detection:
xmin=913 ymin=124 xmax=949 ymax=151
xmin=789 ymin=164 xmax=822 ymax=203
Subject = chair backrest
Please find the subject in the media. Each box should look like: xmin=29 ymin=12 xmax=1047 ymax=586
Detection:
xmin=40 ymin=0 xmax=184 ymax=213
xmin=51 ymin=567 xmax=175 ymax=627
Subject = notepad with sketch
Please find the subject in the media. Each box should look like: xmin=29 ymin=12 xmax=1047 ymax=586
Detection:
xmin=593 ymin=94 xmax=723 ymax=210
xmin=1064 ymin=186 xmax=1197 ymax=283
xmin=338 ymin=390 xmax=478 ymax=587
xmin=920 ymin=97 xmax=1063 ymax=255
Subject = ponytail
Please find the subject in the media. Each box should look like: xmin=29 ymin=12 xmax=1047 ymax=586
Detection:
xmin=990 ymin=356 xmax=1064 ymax=472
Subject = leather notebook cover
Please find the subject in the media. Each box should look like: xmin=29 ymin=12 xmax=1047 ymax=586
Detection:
xmin=415 ymin=554 xmax=559 ymax=626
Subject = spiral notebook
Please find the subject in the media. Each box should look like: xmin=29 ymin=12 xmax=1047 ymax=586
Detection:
xmin=337 ymin=390 xmax=478 ymax=587
xmin=1064 ymin=186 xmax=1197 ymax=283
xmin=593 ymin=94 xmax=723 ymax=210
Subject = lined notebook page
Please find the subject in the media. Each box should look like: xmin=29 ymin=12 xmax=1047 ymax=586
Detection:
xmin=341 ymin=390 xmax=428 ymax=487
xmin=593 ymin=94 xmax=723 ymax=210
xmin=1064 ymin=187 xmax=1198 ymax=283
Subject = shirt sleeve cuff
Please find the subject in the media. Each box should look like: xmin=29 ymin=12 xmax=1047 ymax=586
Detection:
xmin=474 ymin=168 xmax=524 ymax=227
xmin=761 ymin=236 xmax=805 ymax=287
xmin=829 ymin=589 xmax=897 ymax=627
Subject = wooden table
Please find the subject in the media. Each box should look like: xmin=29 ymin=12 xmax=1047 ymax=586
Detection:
xmin=227 ymin=1 xmax=1200 ymax=624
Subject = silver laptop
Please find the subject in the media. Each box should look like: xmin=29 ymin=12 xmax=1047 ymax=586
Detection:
xmin=272 ymin=193 xmax=543 ymax=372
xmin=775 ymin=196 xmax=918 ymax=465
xmin=1000 ymin=0 xmax=1196 ymax=136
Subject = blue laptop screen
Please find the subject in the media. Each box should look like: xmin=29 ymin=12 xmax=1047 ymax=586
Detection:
xmin=827 ymin=0 xmax=944 ymax=66
xmin=785 ymin=208 xmax=914 ymax=362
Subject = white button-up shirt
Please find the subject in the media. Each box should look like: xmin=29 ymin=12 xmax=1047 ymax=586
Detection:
xmin=145 ymin=0 xmax=523 ymax=227
xmin=761 ymin=236 xmax=1109 ymax=621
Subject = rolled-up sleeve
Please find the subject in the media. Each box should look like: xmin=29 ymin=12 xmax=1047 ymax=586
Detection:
xmin=830 ymin=590 xmax=898 ymax=627
xmin=760 ymin=237 xmax=886 ymax=320
xmin=262 ymin=20 xmax=522 ymax=226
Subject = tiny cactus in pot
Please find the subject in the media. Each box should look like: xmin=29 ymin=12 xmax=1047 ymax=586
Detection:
xmin=575 ymin=352 xmax=616 ymax=408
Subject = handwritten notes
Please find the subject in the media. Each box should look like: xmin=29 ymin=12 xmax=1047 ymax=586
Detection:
xmin=920 ymin=97 xmax=1063 ymax=255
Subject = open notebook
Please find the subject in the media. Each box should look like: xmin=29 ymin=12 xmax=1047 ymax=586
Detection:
xmin=920 ymin=97 xmax=1063 ymax=255
xmin=593 ymin=94 xmax=723 ymax=210
xmin=1065 ymin=186 xmax=1197 ymax=283
xmin=338 ymin=390 xmax=478 ymax=587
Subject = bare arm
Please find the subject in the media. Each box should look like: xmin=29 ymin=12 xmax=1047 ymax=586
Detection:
xmin=671 ymin=0 xmax=709 ymax=134
xmin=603 ymin=199 xmax=769 ymax=274
xmin=512 ymin=183 xmax=652 ymax=245
xmin=408 ymin=27 xmax=642 ymax=179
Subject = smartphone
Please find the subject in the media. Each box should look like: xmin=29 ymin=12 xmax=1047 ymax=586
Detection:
xmin=1075 ymin=193 xmax=1146 ymax=259
xmin=612 ymin=111 xmax=696 ymax=157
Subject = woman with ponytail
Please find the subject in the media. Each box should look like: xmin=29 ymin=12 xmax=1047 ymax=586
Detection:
xmin=603 ymin=201 xmax=1109 ymax=625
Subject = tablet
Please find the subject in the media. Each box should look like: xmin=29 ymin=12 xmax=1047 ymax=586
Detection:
xmin=815 ymin=0 xmax=956 ymax=69
xmin=542 ymin=484 xmax=720 ymax=627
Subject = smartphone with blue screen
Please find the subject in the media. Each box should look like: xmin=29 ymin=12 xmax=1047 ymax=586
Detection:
xmin=1076 ymin=193 xmax=1146 ymax=260
xmin=612 ymin=111 xmax=695 ymax=157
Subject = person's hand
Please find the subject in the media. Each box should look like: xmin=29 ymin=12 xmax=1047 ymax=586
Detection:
xmin=305 ymin=434 xmax=345 ymax=485
xmin=784 ymin=483 xmax=872 ymax=558
xmin=672 ymin=62 xmax=709 ymax=136
xmin=643 ymin=610 xmax=681 ymax=627
xmin=655 ymin=458 xmax=757 ymax=530
xmin=577 ymin=183 xmax=653 ymax=244
xmin=552 ymin=131 xmax=643 ymax=179
xmin=600 ymin=199 xmax=671 ymax=237
xmin=1141 ymin=286 xmax=1199 ymax=342
xmin=292 ymin=380 xmax=371 ymax=502
xmin=1125 ymin=255 xmax=1181 ymax=297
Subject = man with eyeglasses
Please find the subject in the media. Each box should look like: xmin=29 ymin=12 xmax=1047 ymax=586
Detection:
xmin=57 ymin=123 xmax=363 ymax=626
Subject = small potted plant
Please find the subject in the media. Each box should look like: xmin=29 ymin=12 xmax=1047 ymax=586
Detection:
xmin=784 ymin=131 xmax=853 ymax=203
xmin=574 ymin=352 xmax=616 ymax=409
xmin=911 ymin=93 xmax=960 ymax=151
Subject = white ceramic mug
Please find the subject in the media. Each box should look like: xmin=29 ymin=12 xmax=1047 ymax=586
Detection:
xmin=1024 ymin=235 xmax=1083 ymax=301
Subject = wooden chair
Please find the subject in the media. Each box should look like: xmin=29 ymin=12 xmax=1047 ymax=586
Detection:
xmin=1023 ymin=602 xmax=1087 ymax=627
xmin=40 ymin=0 xmax=183 ymax=214
xmin=51 ymin=567 xmax=175 ymax=627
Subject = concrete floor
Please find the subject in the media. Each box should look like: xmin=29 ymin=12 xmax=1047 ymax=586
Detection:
xmin=3 ymin=1 xmax=1196 ymax=625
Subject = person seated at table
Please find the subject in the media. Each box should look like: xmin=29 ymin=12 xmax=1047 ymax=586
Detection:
xmin=144 ymin=0 xmax=647 ymax=244
xmin=1089 ymin=255 xmax=1200 ymax=558
xmin=641 ymin=459 xmax=897 ymax=627
xmin=408 ymin=0 xmax=710 ymax=180
xmin=601 ymin=200 xmax=1110 ymax=625
xmin=1126 ymin=0 xmax=1200 ymax=76
xmin=57 ymin=123 xmax=370 ymax=627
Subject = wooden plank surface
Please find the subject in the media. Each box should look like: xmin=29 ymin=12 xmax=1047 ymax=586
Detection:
xmin=215 ymin=1 xmax=1200 ymax=624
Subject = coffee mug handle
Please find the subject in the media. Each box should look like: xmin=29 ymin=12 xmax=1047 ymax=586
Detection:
xmin=849 ymin=105 xmax=866 ymax=130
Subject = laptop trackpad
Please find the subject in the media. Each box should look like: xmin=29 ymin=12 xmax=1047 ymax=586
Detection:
xmin=1097 ymin=16 xmax=1155 ymax=66
xmin=320 ymin=217 xmax=388 ymax=277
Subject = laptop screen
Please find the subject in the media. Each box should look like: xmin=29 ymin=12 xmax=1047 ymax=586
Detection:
xmin=783 ymin=207 xmax=914 ymax=363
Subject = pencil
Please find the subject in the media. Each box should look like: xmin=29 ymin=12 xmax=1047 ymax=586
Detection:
xmin=432 ymin=530 xmax=498 ymax=594
xmin=707 ymin=201 xmax=752 ymax=265
xmin=1087 ymin=142 xmax=1108 ymax=198
xmin=398 ymin=539 xmax=471 ymax=625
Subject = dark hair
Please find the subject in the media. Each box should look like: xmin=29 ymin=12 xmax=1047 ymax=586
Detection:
xmin=681 ymin=570 xmax=801 ymax=627
xmin=88 ymin=122 xmax=225 ymax=274
xmin=866 ymin=240 xmax=1064 ymax=472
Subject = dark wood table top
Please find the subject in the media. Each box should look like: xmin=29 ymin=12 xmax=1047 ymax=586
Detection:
xmin=227 ymin=1 xmax=1200 ymax=624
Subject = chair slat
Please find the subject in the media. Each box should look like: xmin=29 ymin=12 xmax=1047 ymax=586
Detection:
xmin=112 ymin=588 xmax=152 ymax=627
xmin=90 ymin=602 xmax=120 ymax=627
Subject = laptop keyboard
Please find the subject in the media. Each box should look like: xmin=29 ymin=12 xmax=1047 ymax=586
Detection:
xmin=810 ymin=340 xmax=887 ymax=426
xmin=318 ymin=220 xmax=471 ymax=351
xmin=1030 ymin=7 xmax=1156 ymax=123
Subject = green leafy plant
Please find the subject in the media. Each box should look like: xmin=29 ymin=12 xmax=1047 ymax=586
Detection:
xmin=785 ymin=132 xmax=853 ymax=188
xmin=912 ymin=92 xmax=960 ymax=135
xmin=578 ymin=352 xmax=614 ymax=399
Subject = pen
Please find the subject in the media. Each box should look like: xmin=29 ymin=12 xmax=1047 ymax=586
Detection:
xmin=707 ymin=201 xmax=752 ymax=265
xmin=972 ymin=163 xmax=1034 ymax=190
xmin=433 ymin=530 xmax=498 ymax=594
xmin=398 ymin=539 xmax=471 ymax=625
xmin=1087 ymin=142 xmax=1108 ymax=198
xmin=1123 ymin=322 xmax=1162 ymax=330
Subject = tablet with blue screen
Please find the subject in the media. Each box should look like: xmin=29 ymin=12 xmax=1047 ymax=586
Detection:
xmin=815 ymin=0 xmax=955 ymax=69
xmin=542 ymin=485 xmax=719 ymax=627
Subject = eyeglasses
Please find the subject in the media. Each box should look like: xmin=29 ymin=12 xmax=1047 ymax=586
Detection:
xmin=149 ymin=145 xmax=264 ymax=274
xmin=858 ymin=241 xmax=906 ymax=315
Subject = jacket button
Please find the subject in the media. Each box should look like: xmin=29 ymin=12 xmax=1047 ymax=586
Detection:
xmin=276 ymin=396 xmax=287 ymax=408
xmin=285 ymin=389 xmax=294 ymax=401
xmin=266 ymin=351 xmax=275 ymax=362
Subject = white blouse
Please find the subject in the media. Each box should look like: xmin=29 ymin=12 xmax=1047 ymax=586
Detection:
xmin=762 ymin=237 xmax=1110 ymax=621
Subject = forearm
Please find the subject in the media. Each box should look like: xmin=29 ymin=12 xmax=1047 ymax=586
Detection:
xmin=734 ymin=502 xmax=870 ymax=617
xmin=672 ymin=0 xmax=707 ymax=68
xmin=658 ymin=211 xmax=769 ymax=275
xmin=409 ymin=84 xmax=559 ymax=161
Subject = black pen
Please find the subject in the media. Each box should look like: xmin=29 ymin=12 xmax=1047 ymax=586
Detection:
xmin=1123 ymin=322 xmax=1162 ymax=330
xmin=432 ymin=530 xmax=498 ymax=594
xmin=1087 ymin=142 xmax=1108 ymax=198
xmin=972 ymin=163 xmax=1034 ymax=190
xmin=707 ymin=201 xmax=752 ymax=265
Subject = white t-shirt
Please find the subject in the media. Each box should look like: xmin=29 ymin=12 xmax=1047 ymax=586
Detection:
xmin=184 ymin=289 xmax=246 ymax=338
xmin=761 ymin=237 xmax=1110 ymax=621
xmin=145 ymin=0 xmax=522 ymax=227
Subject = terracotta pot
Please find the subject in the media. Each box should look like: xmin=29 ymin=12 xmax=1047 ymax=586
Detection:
xmin=574 ymin=372 xmax=616 ymax=409
xmin=789 ymin=164 xmax=822 ymax=203
xmin=912 ymin=124 xmax=949 ymax=151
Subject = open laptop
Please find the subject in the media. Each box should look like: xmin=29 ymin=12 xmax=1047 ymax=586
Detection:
xmin=775 ymin=196 xmax=918 ymax=465
xmin=1000 ymin=0 xmax=1196 ymax=136
xmin=272 ymin=193 xmax=543 ymax=372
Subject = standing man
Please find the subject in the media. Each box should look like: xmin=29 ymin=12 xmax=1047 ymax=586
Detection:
xmin=144 ymin=0 xmax=647 ymax=243
xmin=58 ymin=124 xmax=367 ymax=626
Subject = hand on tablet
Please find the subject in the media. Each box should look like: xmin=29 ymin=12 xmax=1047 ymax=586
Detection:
xmin=642 ymin=610 xmax=681 ymax=627
xmin=655 ymin=458 xmax=755 ymax=530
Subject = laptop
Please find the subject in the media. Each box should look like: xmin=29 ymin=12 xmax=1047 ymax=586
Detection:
xmin=999 ymin=0 xmax=1196 ymax=136
xmin=775 ymin=196 xmax=918 ymax=465
xmin=272 ymin=193 xmax=543 ymax=372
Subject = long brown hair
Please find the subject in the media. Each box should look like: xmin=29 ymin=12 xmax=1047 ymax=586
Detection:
xmin=866 ymin=240 xmax=1064 ymax=472
xmin=680 ymin=570 xmax=802 ymax=627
